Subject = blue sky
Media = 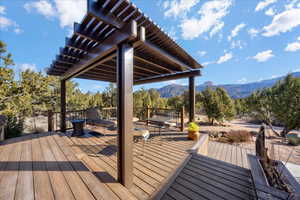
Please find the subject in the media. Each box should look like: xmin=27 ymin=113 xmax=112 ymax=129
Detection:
xmin=1 ymin=0 xmax=300 ymax=93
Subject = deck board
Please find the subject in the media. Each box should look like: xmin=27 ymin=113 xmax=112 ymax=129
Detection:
xmin=31 ymin=134 xmax=55 ymax=200
xmin=0 ymin=131 xmax=194 ymax=200
xmin=15 ymin=138 xmax=34 ymax=200
xmin=0 ymin=137 xmax=23 ymax=200
xmin=162 ymin=154 xmax=256 ymax=200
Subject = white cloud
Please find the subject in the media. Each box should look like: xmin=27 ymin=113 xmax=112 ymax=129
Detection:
xmin=228 ymin=23 xmax=246 ymax=41
xmin=163 ymin=0 xmax=200 ymax=18
xmin=292 ymin=68 xmax=300 ymax=72
xmin=24 ymin=0 xmax=56 ymax=18
xmin=167 ymin=26 xmax=178 ymax=41
xmin=202 ymin=61 xmax=214 ymax=66
xmin=0 ymin=6 xmax=6 ymax=15
xmin=180 ymin=0 xmax=232 ymax=40
xmin=297 ymin=36 xmax=300 ymax=40
xmin=0 ymin=16 xmax=15 ymax=29
xmin=14 ymin=27 xmax=23 ymax=34
xmin=271 ymin=74 xmax=280 ymax=79
xmin=262 ymin=8 xmax=300 ymax=37
xmin=285 ymin=0 xmax=300 ymax=10
xmin=20 ymin=63 xmax=37 ymax=72
xmin=253 ymin=50 xmax=274 ymax=62
xmin=237 ymin=78 xmax=247 ymax=84
xmin=285 ymin=41 xmax=300 ymax=52
xmin=91 ymin=85 xmax=103 ymax=91
xmin=230 ymin=40 xmax=245 ymax=49
xmin=24 ymin=0 xmax=86 ymax=28
xmin=255 ymin=0 xmax=277 ymax=12
xmin=265 ymin=7 xmax=276 ymax=16
xmin=0 ymin=7 xmax=23 ymax=34
xmin=217 ymin=52 xmax=233 ymax=64
xmin=209 ymin=21 xmax=224 ymax=37
xmin=248 ymin=28 xmax=259 ymax=38
xmin=54 ymin=0 xmax=86 ymax=28
xmin=197 ymin=51 xmax=207 ymax=57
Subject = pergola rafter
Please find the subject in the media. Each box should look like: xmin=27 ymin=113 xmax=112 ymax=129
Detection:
xmin=47 ymin=0 xmax=203 ymax=189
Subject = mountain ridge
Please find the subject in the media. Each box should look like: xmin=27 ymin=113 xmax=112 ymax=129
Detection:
xmin=156 ymin=72 xmax=300 ymax=98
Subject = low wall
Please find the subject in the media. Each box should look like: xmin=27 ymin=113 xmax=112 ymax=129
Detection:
xmin=187 ymin=134 xmax=209 ymax=156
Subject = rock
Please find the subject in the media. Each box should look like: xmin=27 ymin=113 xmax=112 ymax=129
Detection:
xmin=287 ymin=133 xmax=300 ymax=146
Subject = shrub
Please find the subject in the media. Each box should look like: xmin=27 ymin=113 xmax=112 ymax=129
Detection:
xmin=4 ymin=115 xmax=23 ymax=139
xmin=218 ymin=137 xmax=230 ymax=143
xmin=208 ymin=131 xmax=220 ymax=138
xmin=225 ymin=130 xmax=252 ymax=143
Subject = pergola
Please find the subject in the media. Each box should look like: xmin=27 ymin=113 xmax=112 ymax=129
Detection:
xmin=47 ymin=0 xmax=202 ymax=188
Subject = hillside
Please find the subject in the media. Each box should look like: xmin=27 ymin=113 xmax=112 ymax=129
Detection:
xmin=157 ymin=72 xmax=300 ymax=98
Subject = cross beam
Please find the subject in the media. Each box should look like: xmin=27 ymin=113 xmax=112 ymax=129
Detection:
xmin=134 ymin=70 xmax=201 ymax=85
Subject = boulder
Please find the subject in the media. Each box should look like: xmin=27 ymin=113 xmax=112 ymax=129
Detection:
xmin=287 ymin=133 xmax=300 ymax=146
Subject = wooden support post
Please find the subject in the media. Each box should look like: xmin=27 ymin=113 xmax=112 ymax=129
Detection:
xmin=60 ymin=80 xmax=66 ymax=133
xmin=146 ymin=105 xmax=150 ymax=126
xmin=117 ymin=42 xmax=133 ymax=188
xmin=181 ymin=106 xmax=185 ymax=132
xmin=48 ymin=110 xmax=53 ymax=132
xmin=189 ymin=76 xmax=195 ymax=122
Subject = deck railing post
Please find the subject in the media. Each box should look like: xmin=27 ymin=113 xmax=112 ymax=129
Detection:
xmin=60 ymin=80 xmax=66 ymax=133
xmin=181 ymin=106 xmax=185 ymax=132
xmin=48 ymin=109 xmax=54 ymax=132
xmin=189 ymin=76 xmax=195 ymax=122
xmin=146 ymin=105 xmax=150 ymax=126
xmin=117 ymin=42 xmax=133 ymax=188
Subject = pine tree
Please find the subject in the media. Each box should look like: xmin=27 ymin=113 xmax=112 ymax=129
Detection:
xmin=216 ymin=87 xmax=236 ymax=121
xmin=271 ymin=74 xmax=300 ymax=136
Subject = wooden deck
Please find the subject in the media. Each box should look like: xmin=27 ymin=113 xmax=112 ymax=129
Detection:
xmin=208 ymin=141 xmax=300 ymax=168
xmin=0 ymin=131 xmax=195 ymax=200
xmin=161 ymin=154 xmax=256 ymax=200
xmin=207 ymin=141 xmax=255 ymax=169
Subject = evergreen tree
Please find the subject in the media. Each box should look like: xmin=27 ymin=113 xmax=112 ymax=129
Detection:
xmin=216 ymin=87 xmax=236 ymax=121
xmin=270 ymin=74 xmax=300 ymax=136
xmin=200 ymin=87 xmax=222 ymax=124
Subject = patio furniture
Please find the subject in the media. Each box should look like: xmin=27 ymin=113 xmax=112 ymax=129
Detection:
xmin=133 ymin=128 xmax=150 ymax=156
xmin=145 ymin=117 xmax=177 ymax=135
xmin=86 ymin=108 xmax=116 ymax=128
xmin=71 ymin=119 xmax=85 ymax=136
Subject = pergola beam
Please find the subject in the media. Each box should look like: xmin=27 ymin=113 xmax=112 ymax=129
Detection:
xmin=60 ymin=20 xmax=137 ymax=80
xmin=88 ymin=0 xmax=124 ymax=29
xmin=134 ymin=69 xmax=201 ymax=85
xmin=142 ymin=41 xmax=191 ymax=71
xmin=138 ymin=26 xmax=191 ymax=71
xmin=134 ymin=55 xmax=173 ymax=73
xmin=74 ymin=22 xmax=102 ymax=42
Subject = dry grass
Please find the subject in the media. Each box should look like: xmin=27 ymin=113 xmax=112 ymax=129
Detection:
xmin=218 ymin=130 xmax=252 ymax=144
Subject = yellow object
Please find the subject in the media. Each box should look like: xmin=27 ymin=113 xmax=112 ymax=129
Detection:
xmin=188 ymin=122 xmax=200 ymax=132
xmin=188 ymin=130 xmax=200 ymax=140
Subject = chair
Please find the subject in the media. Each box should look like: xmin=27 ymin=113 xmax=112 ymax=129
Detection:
xmin=85 ymin=107 xmax=116 ymax=128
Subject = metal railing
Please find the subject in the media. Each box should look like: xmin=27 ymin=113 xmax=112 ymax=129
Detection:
xmin=47 ymin=106 xmax=185 ymax=132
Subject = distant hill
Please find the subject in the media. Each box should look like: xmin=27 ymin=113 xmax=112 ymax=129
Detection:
xmin=157 ymin=72 xmax=300 ymax=99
